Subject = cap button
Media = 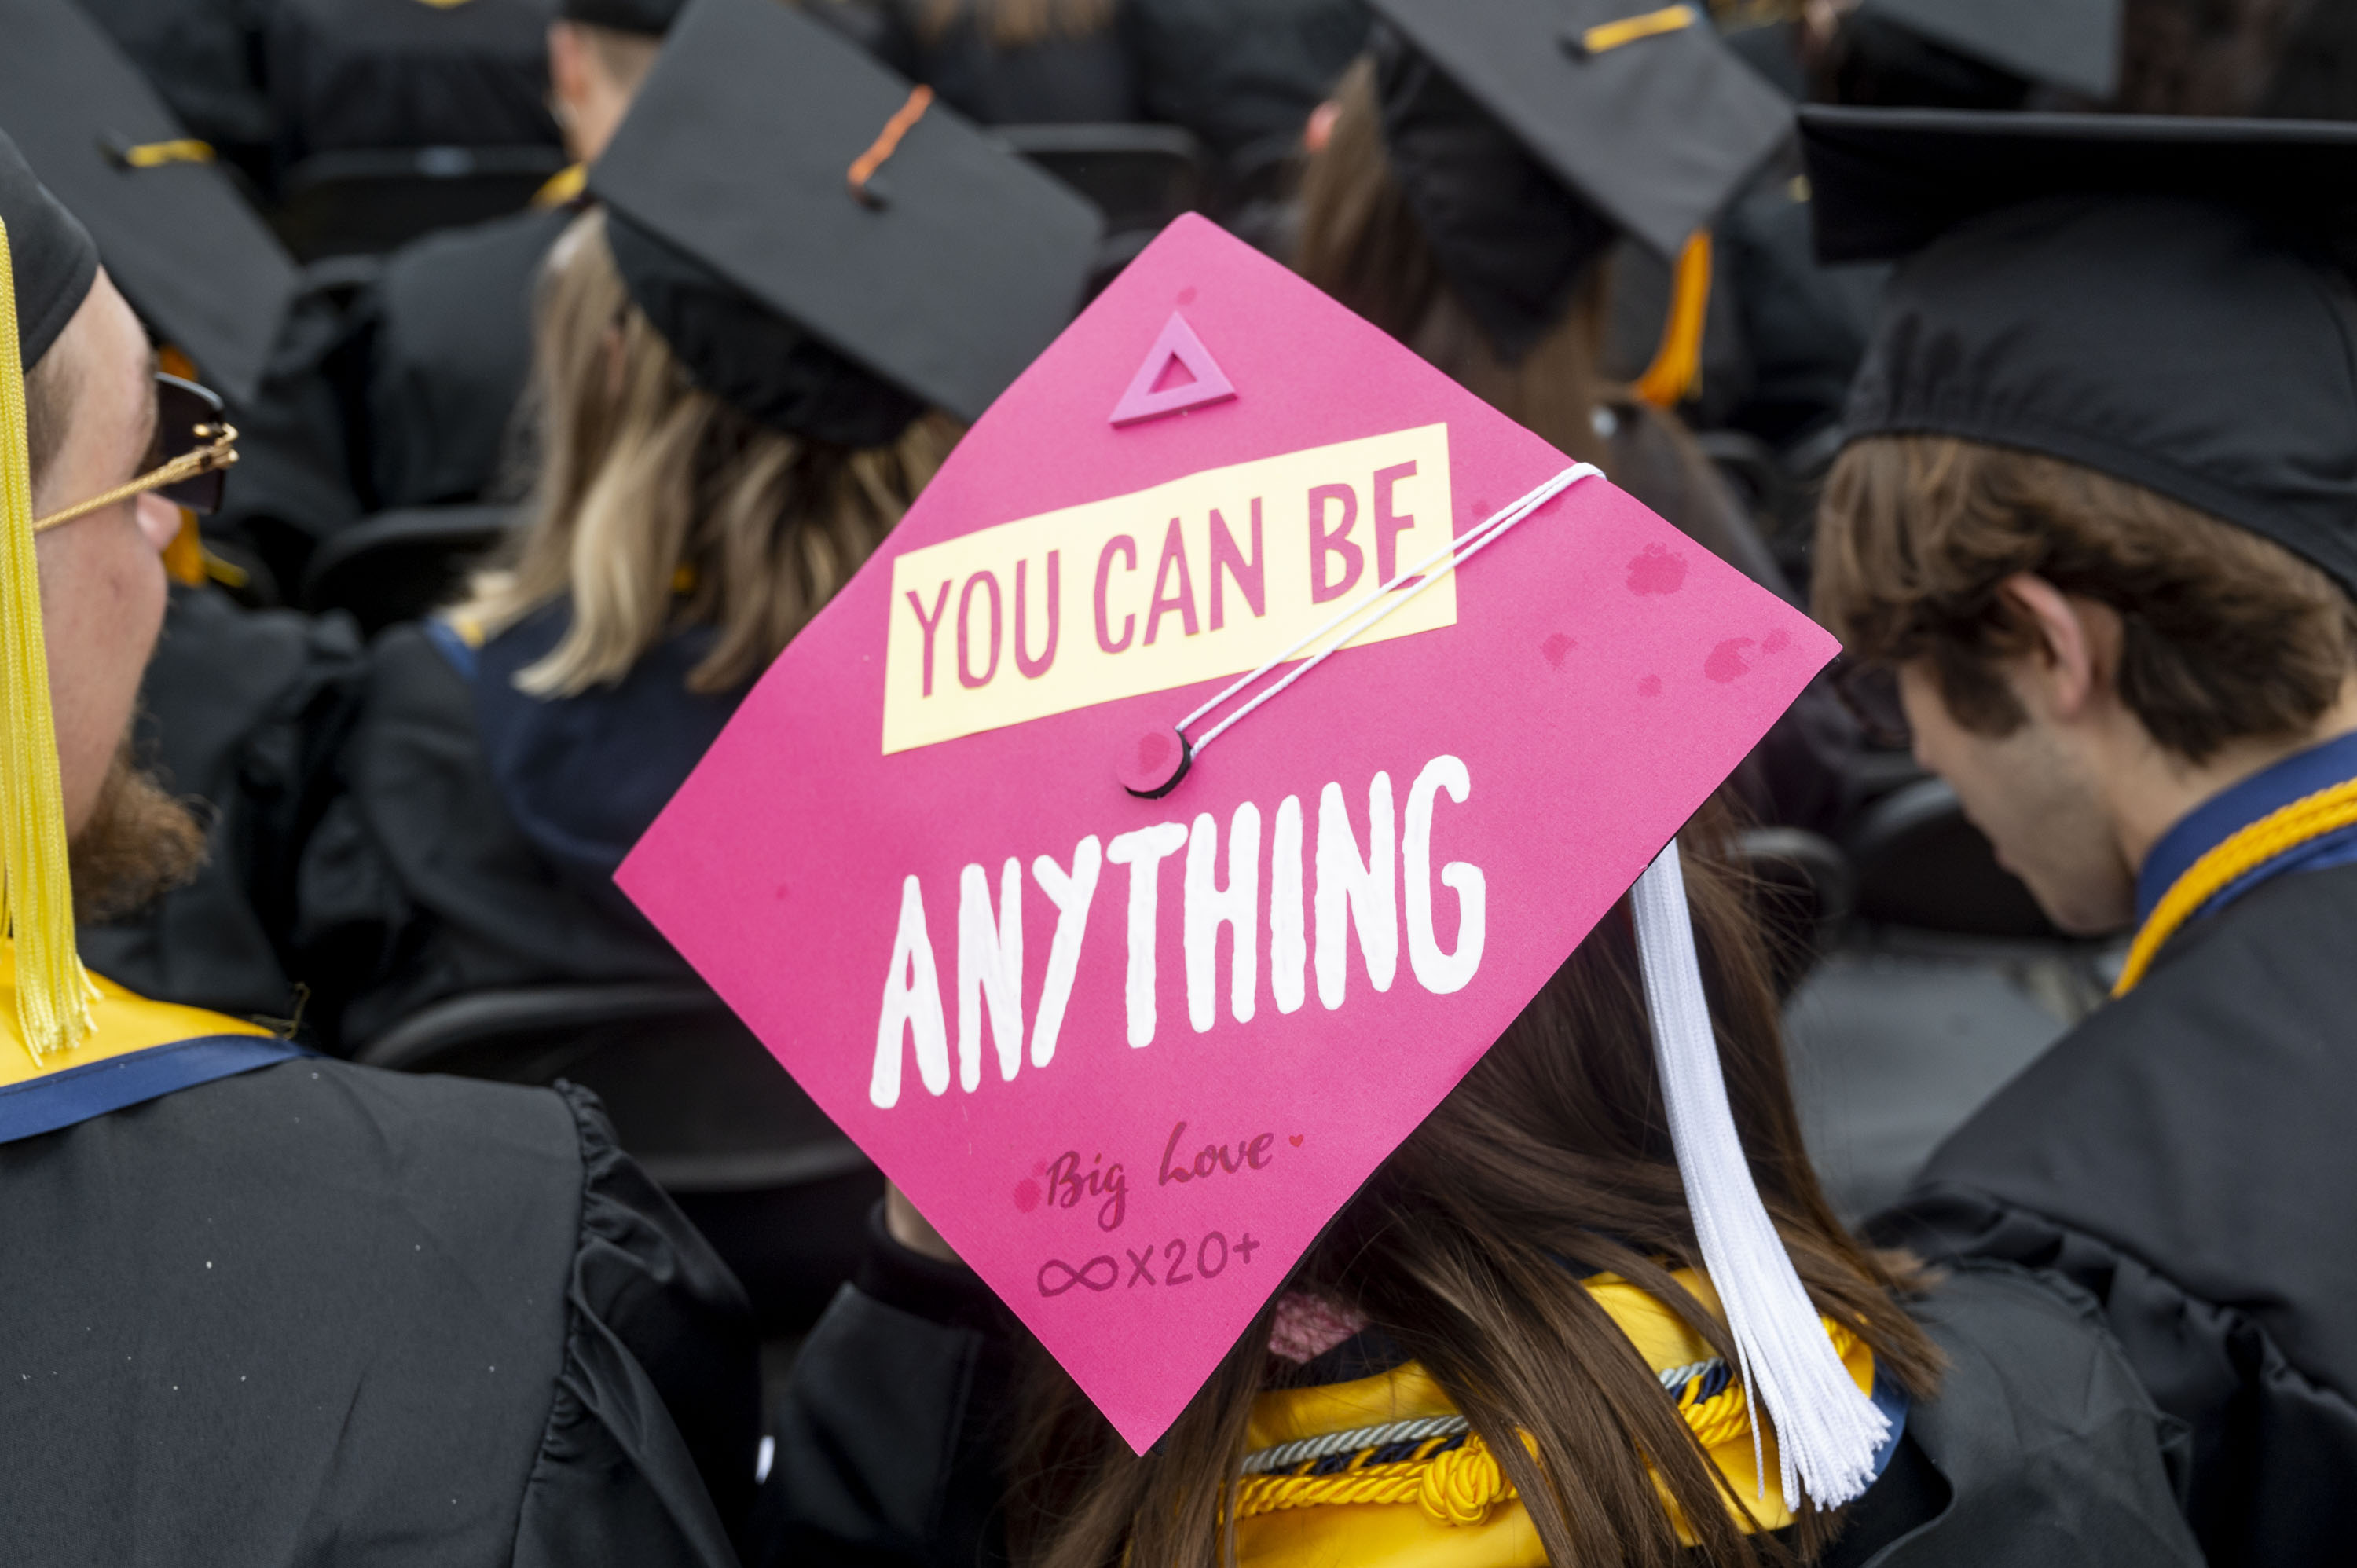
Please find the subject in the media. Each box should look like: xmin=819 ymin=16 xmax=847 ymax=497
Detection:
xmin=1117 ymin=727 xmax=1192 ymax=799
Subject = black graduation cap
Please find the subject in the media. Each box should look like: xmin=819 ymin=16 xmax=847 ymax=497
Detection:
xmin=0 ymin=130 xmax=98 ymax=375
xmin=0 ymin=0 xmax=297 ymax=406
xmin=588 ymin=0 xmax=1102 ymax=441
xmin=1854 ymin=0 xmax=2121 ymax=101
xmin=1803 ymin=106 xmax=2357 ymax=263
xmin=1803 ymin=106 xmax=2357 ymax=598
xmin=1362 ymin=0 xmax=1791 ymax=357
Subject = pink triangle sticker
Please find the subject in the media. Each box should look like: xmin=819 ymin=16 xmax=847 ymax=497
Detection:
xmin=1109 ymin=310 xmax=1237 ymax=427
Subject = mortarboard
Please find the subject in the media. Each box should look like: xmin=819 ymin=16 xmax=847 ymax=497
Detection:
xmin=1853 ymin=0 xmax=2122 ymax=102
xmin=0 ymin=0 xmax=298 ymax=408
xmin=0 ymin=128 xmax=106 ymax=1055
xmin=588 ymin=0 xmax=1102 ymax=445
xmin=1804 ymin=107 xmax=2357 ymax=597
xmin=1362 ymin=0 xmax=1792 ymax=363
xmin=618 ymin=212 xmax=1890 ymax=1502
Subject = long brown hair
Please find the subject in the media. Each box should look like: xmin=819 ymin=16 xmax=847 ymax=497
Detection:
xmin=1006 ymin=804 xmax=1942 ymax=1568
xmin=456 ymin=208 xmax=960 ymax=697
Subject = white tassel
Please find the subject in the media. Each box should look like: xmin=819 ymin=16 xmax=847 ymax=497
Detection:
xmin=1630 ymin=840 xmax=1888 ymax=1510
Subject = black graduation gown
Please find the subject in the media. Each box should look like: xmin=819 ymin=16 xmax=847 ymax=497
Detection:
xmin=211 ymin=271 xmax=375 ymax=596
xmin=0 ymin=1052 xmax=759 ymax=1564
xmin=75 ymin=0 xmax=275 ymax=180
xmin=1121 ymin=0 xmax=1368 ymax=174
xmin=754 ymin=1215 xmax=2198 ymax=1566
xmin=1697 ymin=18 xmax=1890 ymax=454
xmin=265 ymin=0 xmax=560 ymax=169
xmin=1873 ymin=859 xmax=2357 ymax=1566
xmin=79 ymin=584 xmax=365 ymax=1025
xmin=357 ymin=202 xmax=572 ymax=510
xmin=295 ymin=608 xmax=733 ymax=1052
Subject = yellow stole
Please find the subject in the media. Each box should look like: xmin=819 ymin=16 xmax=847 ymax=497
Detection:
xmin=1235 ymin=1269 xmax=1878 ymax=1568
xmin=0 ymin=940 xmax=271 ymax=1088
xmin=2115 ymin=775 xmax=2357 ymax=995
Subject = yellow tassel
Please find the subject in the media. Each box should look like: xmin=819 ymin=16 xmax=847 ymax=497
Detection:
xmin=0 ymin=218 xmax=97 ymax=1061
xmin=1577 ymin=4 xmax=1700 ymax=57
xmin=112 ymin=139 xmax=214 ymax=170
xmin=1633 ymin=232 xmax=1712 ymax=410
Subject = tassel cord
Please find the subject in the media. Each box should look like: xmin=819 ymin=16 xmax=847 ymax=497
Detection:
xmin=0 ymin=218 xmax=98 ymax=1059
xmin=1629 ymin=841 xmax=1886 ymax=1509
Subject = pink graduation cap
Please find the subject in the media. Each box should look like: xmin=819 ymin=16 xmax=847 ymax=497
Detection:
xmin=619 ymin=215 xmax=1886 ymax=1500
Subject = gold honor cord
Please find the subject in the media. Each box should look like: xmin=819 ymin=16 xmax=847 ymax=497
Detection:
xmin=1230 ymin=1321 xmax=1860 ymax=1528
xmin=0 ymin=220 xmax=97 ymax=1060
xmin=2114 ymin=775 xmax=2357 ymax=995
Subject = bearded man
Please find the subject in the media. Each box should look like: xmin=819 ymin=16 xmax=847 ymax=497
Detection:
xmin=0 ymin=133 xmax=757 ymax=1567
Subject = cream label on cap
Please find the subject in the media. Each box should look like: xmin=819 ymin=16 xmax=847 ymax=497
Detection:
xmin=618 ymin=216 xmax=1835 ymax=1453
xmin=883 ymin=425 xmax=1455 ymax=753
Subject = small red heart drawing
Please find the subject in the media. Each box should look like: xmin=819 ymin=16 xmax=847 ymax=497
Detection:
xmin=1288 ymin=1134 xmax=1304 ymax=1147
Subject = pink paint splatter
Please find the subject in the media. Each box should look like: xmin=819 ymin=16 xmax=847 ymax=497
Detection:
xmin=1763 ymin=627 xmax=1790 ymax=654
xmin=1704 ymin=638 xmax=1757 ymax=683
xmin=1541 ymin=632 xmax=1576 ymax=670
xmin=1176 ymin=287 xmax=1197 ymax=306
xmin=1013 ymin=1179 xmax=1042 ymax=1213
xmin=1638 ymin=674 xmax=1662 ymax=698
xmin=1626 ymin=544 xmax=1688 ymax=596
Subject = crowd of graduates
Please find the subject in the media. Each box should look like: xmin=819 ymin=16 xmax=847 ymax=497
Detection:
xmin=4 ymin=0 xmax=2356 ymax=1563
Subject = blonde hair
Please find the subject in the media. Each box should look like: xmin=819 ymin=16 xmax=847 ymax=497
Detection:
xmin=457 ymin=209 xmax=959 ymax=698
xmin=917 ymin=0 xmax=1116 ymax=48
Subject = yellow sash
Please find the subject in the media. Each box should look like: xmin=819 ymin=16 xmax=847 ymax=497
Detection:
xmin=1235 ymin=1269 xmax=1877 ymax=1568
xmin=0 ymin=939 xmax=270 ymax=1086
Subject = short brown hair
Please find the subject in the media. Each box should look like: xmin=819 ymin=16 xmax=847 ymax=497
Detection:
xmin=1814 ymin=433 xmax=2357 ymax=761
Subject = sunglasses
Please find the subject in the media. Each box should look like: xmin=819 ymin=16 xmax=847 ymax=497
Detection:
xmin=31 ymin=372 xmax=238 ymax=535
xmin=1830 ymin=654 xmax=1912 ymax=751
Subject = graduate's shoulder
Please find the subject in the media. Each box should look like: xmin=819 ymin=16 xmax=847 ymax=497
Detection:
xmin=1887 ymin=1261 xmax=2198 ymax=1566
xmin=1884 ymin=863 xmax=2357 ymax=1366
xmin=372 ymin=202 xmax=575 ymax=338
xmin=1925 ymin=856 xmax=2357 ymax=1194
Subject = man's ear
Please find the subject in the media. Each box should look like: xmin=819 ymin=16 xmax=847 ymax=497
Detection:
xmin=1999 ymin=573 xmax=2113 ymax=720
